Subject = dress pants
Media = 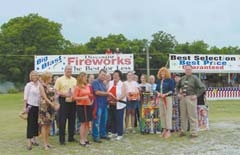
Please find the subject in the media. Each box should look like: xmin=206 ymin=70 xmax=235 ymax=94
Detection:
xmin=58 ymin=97 xmax=76 ymax=143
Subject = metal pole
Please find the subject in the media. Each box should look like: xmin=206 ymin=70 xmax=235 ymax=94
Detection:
xmin=146 ymin=45 xmax=150 ymax=77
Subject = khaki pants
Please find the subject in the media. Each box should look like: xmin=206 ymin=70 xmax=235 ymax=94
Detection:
xmin=159 ymin=96 xmax=172 ymax=130
xmin=180 ymin=95 xmax=198 ymax=134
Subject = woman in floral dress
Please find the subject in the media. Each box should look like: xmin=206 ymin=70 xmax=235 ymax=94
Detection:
xmin=39 ymin=71 xmax=56 ymax=150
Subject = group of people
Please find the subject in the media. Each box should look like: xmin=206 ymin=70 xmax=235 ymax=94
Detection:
xmin=23 ymin=64 xmax=206 ymax=150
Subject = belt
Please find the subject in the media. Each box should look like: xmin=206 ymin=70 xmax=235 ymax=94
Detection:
xmin=183 ymin=93 xmax=195 ymax=96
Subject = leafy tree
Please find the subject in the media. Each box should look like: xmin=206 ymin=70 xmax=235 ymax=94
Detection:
xmin=86 ymin=34 xmax=149 ymax=75
xmin=208 ymin=46 xmax=220 ymax=54
xmin=175 ymin=42 xmax=191 ymax=54
xmin=0 ymin=13 xmax=67 ymax=83
xmin=188 ymin=40 xmax=209 ymax=54
xmin=219 ymin=46 xmax=240 ymax=54
xmin=150 ymin=31 xmax=178 ymax=53
xmin=64 ymin=42 xmax=93 ymax=54
xmin=128 ymin=39 xmax=148 ymax=75
xmin=175 ymin=41 xmax=209 ymax=54
xmin=86 ymin=34 xmax=129 ymax=54
xmin=149 ymin=31 xmax=178 ymax=72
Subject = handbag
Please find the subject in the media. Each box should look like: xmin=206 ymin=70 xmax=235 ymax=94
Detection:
xmin=19 ymin=111 xmax=28 ymax=120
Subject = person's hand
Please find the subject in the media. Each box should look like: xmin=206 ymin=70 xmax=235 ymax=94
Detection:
xmin=63 ymin=92 xmax=70 ymax=97
xmin=108 ymin=93 xmax=117 ymax=101
xmin=82 ymin=95 xmax=89 ymax=99
xmin=107 ymin=92 xmax=114 ymax=97
xmin=49 ymin=102 xmax=54 ymax=107
xmin=162 ymin=93 xmax=168 ymax=98
xmin=23 ymin=107 xmax=27 ymax=112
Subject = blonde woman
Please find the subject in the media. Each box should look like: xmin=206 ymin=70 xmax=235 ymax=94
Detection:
xmin=23 ymin=71 xmax=53 ymax=150
xmin=39 ymin=71 xmax=57 ymax=150
xmin=73 ymin=72 xmax=93 ymax=147
xmin=156 ymin=67 xmax=175 ymax=138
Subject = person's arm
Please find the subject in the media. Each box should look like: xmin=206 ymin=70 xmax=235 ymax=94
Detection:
xmin=155 ymin=80 xmax=162 ymax=97
xmin=23 ymin=83 xmax=30 ymax=111
xmin=39 ymin=85 xmax=54 ymax=107
xmin=95 ymin=90 xmax=111 ymax=96
xmin=195 ymin=78 xmax=206 ymax=97
xmin=161 ymin=79 xmax=174 ymax=97
xmin=166 ymin=79 xmax=175 ymax=96
xmin=176 ymin=77 xmax=184 ymax=99
xmin=117 ymin=82 xmax=127 ymax=101
xmin=92 ymin=80 xmax=112 ymax=97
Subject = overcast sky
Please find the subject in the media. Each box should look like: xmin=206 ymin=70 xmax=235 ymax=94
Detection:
xmin=0 ymin=0 xmax=239 ymax=47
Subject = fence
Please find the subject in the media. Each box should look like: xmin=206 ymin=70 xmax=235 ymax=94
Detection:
xmin=206 ymin=87 xmax=240 ymax=100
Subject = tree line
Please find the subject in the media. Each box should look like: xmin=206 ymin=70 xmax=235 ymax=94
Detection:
xmin=0 ymin=13 xmax=239 ymax=87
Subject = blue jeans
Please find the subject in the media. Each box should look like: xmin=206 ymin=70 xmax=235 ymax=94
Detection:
xmin=92 ymin=106 xmax=108 ymax=140
xmin=117 ymin=108 xmax=125 ymax=136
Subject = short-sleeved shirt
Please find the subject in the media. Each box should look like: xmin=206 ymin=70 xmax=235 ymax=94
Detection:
xmin=92 ymin=79 xmax=108 ymax=108
xmin=124 ymin=81 xmax=139 ymax=93
xmin=24 ymin=81 xmax=41 ymax=107
xmin=73 ymin=85 xmax=92 ymax=106
xmin=139 ymin=83 xmax=152 ymax=92
xmin=54 ymin=75 xmax=77 ymax=95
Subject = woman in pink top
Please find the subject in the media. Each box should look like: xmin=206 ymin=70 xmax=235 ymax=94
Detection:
xmin=124 ymin=71 xmax=140 ymax=133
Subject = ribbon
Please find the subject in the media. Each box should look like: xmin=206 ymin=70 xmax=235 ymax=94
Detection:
xmin=160 ymin=96 xmax=168 ymax=109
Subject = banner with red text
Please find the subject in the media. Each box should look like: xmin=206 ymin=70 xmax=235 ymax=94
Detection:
xmin=34 ymin=54 xmax=134 ymax=74
xmin=169 ymin=54 xmax=240 ymax=73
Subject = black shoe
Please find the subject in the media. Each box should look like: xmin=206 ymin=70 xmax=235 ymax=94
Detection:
xmin=79 ymin=142 xmax=88 ymax=147
xmin=100 ymin=136 xmax=110 ymax=140
xmin=60 ymin=142 xmax=66 ymax=145
xmin=93 ymin=139 xmax=102 ymax=143
xmin=31 ymin=142 xmax=39 ymax=146
xmin=85 ymin=141 xmax=91 ymax=145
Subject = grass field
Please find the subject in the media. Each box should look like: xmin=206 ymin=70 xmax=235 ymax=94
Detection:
xmin=0 ymin=93 xmax=240 ymax=155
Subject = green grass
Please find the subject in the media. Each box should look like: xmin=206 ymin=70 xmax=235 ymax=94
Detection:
xmin=0 ymin=93 xmax=240 ymax=155
xmin=207 ymin=100 xmax=240 ymax=122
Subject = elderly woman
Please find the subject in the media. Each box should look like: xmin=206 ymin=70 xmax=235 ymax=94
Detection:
xmin=39 ymin=71 xmax=58 ymax=150
xmin=156 ymin=67 xmax=175 ymax=138
xmin=107 ymin=70 xmax=127 ymax=140
xmin=23 ymin=71 xmax=53 ymax=150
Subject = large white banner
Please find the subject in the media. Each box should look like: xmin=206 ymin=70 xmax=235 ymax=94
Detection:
xmin=169 ymin=54 xmax=240 ymax=73
xmin=34 ymin=54 xmax=134 ymax=74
